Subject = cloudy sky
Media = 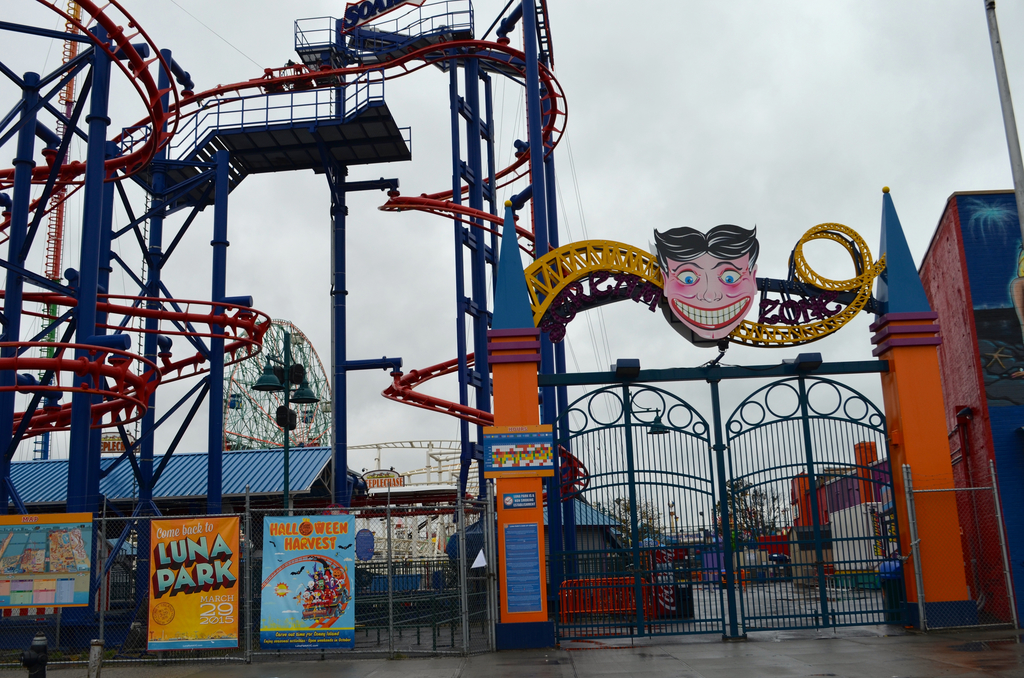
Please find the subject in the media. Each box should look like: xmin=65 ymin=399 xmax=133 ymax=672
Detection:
xmin=4 ymin=1 xmax=1024 ymax=475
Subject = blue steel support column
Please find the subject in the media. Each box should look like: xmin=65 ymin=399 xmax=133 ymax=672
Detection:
xmin=138 ymin=50 xmax=172 ymax=514
xmin=67 ymin=32 xmax=113 ymax=514
xmin=449 ymin=58 xmax=473 ymax=498
xmin=0 ymin=72 xmax=40 ymax=514
xmin=465 ymin=58 xmax=492 ymax=499
xmin=207 ymin=150 xmax=230 ymax=513
xmin=330 ymin=165 xmax=349 ymax=505
xmin=524 ymin=0 xmax=561 ymax=594
xmin=546 ymin=151 xmax=574 ymax=555
xmin=90 ymin=143 xmax=117 ymax=495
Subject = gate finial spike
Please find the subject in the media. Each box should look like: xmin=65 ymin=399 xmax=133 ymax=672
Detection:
xmin=492 ymin=202 xmax=536 ymax=330
xmin=877 ymin=188 xmax=932 ymax=316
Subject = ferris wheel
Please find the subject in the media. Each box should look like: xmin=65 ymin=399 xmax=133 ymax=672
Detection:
xmin=223 ymin=319 xmax=332 ymax=450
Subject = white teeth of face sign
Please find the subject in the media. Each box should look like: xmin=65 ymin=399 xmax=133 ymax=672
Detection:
xmin=673 ymin=298 xmax=748 ymax=329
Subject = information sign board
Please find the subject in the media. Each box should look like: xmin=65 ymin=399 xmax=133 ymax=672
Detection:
xmin=504 ymin=523 xmax=542 ymax=613
xmin=483 ymin=425 xmax=554 ymax=478
xmin=0 ymin=513 xmax=91 ymax=608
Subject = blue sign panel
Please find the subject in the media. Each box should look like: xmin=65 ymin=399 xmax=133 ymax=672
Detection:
xmin=502 ymin=492 xmax=537 ymax=509
xmin=355 ymin=529 xmax=374 ymax=561
xmin=504 ymin=523 xmax=542 ymax=613
xmin=483 ymin=425 xmax=554 ymax=478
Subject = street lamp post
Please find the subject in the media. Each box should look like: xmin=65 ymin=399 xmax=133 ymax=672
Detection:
xmin=253 ymin=330 xmax=320 ymax=509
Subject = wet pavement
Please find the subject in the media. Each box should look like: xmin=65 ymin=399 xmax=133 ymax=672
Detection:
xmin=45 ymin=626 xmax=1024 ymax=678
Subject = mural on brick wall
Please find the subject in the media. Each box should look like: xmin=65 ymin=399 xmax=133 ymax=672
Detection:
xmin=959 ymin=193 xmax=1024 ymax=406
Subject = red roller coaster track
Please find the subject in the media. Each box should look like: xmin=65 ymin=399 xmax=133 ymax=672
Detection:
xmin=2 ymin=2 xmax=585 ymax=492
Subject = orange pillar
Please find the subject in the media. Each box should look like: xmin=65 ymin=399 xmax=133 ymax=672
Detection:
xmin=872 ymin=313 xmax=973 ymax=625
xmin=488 ymin=328 xmax=549 ymax=625
xmin=486 ymin=201 xmax=556 ymax=648
xmin=873 ymin=188 xmax=974 ymax=627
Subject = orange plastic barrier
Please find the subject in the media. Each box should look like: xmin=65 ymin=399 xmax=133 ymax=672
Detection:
xmin=559 ymin=577 xmax=654 ymax=623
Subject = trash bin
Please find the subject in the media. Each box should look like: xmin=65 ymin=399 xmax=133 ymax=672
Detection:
xmin=768 ymin=553 xmax=791 ymax=580
xmin=675 ymin=584 xmax=695 ymax=619
xmin=878 ymin=558 xmax=904 ymax=623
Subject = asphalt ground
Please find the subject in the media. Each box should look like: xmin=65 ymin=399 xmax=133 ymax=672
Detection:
xmin=40 ymin=626 xmax=1024 ymax=678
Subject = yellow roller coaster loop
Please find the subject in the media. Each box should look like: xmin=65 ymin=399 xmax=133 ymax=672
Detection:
xmin=523 ymin=224 xmax=885 ymax=348
xmin=524 ymin=240 xmax=663 ymax=327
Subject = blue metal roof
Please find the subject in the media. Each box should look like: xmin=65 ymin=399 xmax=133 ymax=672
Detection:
xmin=543 ymin=499 xmax=617 ymax=527
xmin=10 ymin=447 xmax=332 ymax=506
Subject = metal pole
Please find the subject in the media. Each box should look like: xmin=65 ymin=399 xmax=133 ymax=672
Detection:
xmin=457 ymin=494 xmax=470 ymax=654
xmin=988 ymin=460 xmax=1018 ymax=628
xmin=710 ymin=379 xmax=740 ymax=638
xmin=329 ymin=164 xmax=349 ymax=506
xmin=0 ymin=71 xmax=39 ymax=514
xmin=68 ymin=28 xmax=113 ymax=514
xmin=485 ymin=482 xmax=497 ymax=651
xmin=984 ymin=0 xmax=1024 ymax=244
xmin=99 ymin=497 xmax=107 ymax=643
xmin=207 ymin=149 xmax=230 ymax=513
xmin=244 ymin=484 xmax=252 ymax=662
xmin=139 ymin=51 xmax=172 ymax=516
xmin=797 ymin=376 xmax=829 ymax=628
xmin=621 ymin=385 xmax=646 ymax=637
xmin=386 ymin=488 xmax=394 ymax=657
xmin=283 ymin=331 xmax=291 ymax=511
xmin=901 ymin=464 xmax=927 ymax=630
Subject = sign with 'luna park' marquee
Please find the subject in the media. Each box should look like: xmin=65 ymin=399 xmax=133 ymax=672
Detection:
xmin=524 ymin=222 xmax=885 ymax=348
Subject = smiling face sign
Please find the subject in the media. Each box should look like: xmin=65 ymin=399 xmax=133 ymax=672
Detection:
xmin=654 ymin=225 xmax=759 ymax=344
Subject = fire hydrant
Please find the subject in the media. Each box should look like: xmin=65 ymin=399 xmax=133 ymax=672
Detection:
xmin=20 ymin=632 xmax=47 ymax=678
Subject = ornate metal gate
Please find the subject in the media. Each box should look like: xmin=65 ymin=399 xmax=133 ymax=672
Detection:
xmin=725 ymin=375 xmax=902 ymax=632
xmin=550 ymin=372 xmax=901 ymax=641
xmin=553 ymin=383 xmax=724 ymax=639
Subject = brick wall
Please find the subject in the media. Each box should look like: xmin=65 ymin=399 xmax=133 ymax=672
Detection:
xmin=919 ymin=193 xmax=1018 ymax=624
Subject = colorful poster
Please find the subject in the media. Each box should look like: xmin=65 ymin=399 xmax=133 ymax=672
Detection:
xmin=147 ymin=516 xmax=239 ymax=651
xmin=483 ymin=425 xmax=554 ymax=478
xmin=0 ymin=513 xmax=92 ymax=608
xmin=260 ymin=515 xmax=355 ymax=649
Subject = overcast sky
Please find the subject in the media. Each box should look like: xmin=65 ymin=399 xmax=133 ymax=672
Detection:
xmin=4 ymin=1 xmax=1024 ymax=475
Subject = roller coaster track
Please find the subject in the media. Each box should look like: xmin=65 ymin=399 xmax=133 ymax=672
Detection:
xmin=0 ymin=292 xmax=270 ymax=436
xmin=0 ymin=0 xmax=180 ymax=189
xmin=2 ymin=2 xmax=581 ymax=488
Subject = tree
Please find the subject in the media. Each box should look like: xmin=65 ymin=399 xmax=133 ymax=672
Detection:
xmin=596 ymin=497 xmax=665 ymax=547
xmin=714 ymin=479 xmax=785 ymax=543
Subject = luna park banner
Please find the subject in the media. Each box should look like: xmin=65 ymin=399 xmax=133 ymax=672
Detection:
xmin=260 ymin=515 xmax=355 ymax=649
xmin=147 ymin=516 xmax=240 ymax=651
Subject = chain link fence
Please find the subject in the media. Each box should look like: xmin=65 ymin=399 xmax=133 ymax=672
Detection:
xmin=0 ymin=498 xmax=495 ymax=669
xmin=902 ymin=462 xmax=1017 ymax=630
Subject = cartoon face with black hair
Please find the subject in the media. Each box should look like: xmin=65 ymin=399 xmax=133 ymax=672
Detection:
xmin=653 ymin=225 xmax=759 ymax=341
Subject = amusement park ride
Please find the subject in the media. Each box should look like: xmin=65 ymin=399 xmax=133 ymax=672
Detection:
xmin=0 ymin=0 xmax=569 ymax=517
xmin=0 ymin=0 xmax=914 ymax=520
xmin=0 ymin=0 xmax=1003 ymax=642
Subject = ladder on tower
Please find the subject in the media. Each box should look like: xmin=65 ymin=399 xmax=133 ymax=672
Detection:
xmin=535 ymin=0 xmax=555 ymax=68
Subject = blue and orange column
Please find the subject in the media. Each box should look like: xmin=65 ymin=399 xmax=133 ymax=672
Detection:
xmin=486 ymin=201 xmax=555 ymax=649
xmin=873 ymin=188 xmax=974 ymax=626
